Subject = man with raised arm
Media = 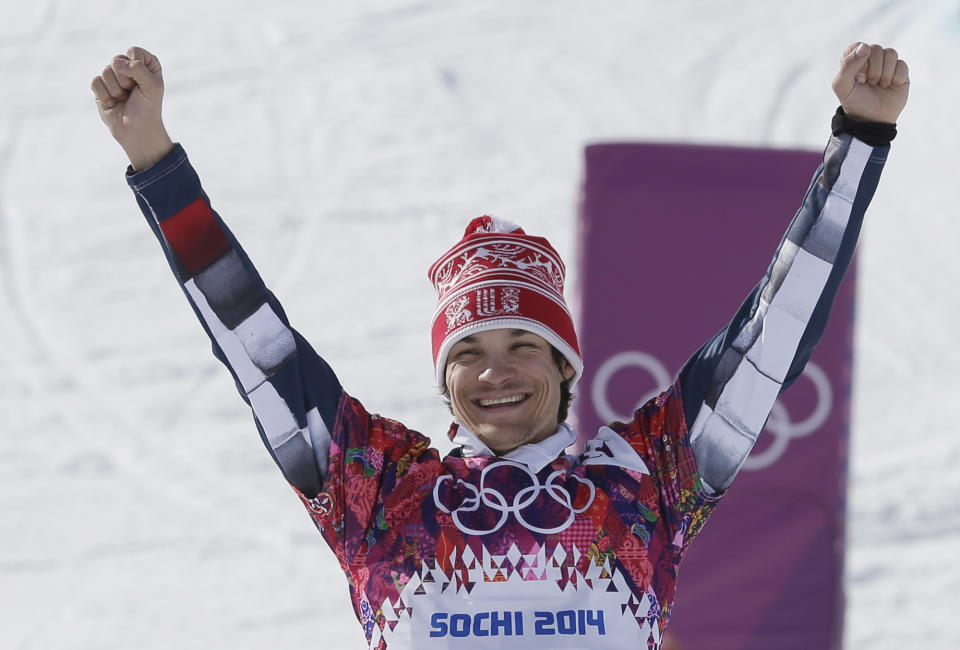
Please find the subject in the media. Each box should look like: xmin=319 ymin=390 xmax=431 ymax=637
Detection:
xmin=92 ymin=43 xmax=908 ymax=649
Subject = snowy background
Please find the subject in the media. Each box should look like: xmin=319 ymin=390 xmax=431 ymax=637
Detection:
xmin=1 ymin=0 xmax=958 ymax=648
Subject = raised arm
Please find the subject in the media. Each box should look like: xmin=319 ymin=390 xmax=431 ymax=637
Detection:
xmin=91 ymin=48 xmax=341 ymax=497
xmin=678 ymin=43 xmax=909 ymax=494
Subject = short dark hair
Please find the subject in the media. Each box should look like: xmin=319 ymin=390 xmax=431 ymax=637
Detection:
xmin=551 ymin=346 xmax=575 ymax=424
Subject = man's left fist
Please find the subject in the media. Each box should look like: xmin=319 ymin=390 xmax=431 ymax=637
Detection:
xmin=833 ymin=42 xmax=909 ymax=124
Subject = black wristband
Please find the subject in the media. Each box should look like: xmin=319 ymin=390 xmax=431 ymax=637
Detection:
xmin=832 ymin=106 xmax=896 ymax=147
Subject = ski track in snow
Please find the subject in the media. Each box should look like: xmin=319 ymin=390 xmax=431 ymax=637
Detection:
xmin=2 ymin=1 xmax=958 ymax=648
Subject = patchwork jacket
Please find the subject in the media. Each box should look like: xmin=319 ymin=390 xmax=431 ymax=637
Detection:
xmin=127 ymin=132 xmax=886 ymax=649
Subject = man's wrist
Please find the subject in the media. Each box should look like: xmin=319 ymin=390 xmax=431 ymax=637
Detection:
xmin=124 ymin=131 xmax=175 ymax=171
xmin=832 ymin=106 xmax=896 ymax=147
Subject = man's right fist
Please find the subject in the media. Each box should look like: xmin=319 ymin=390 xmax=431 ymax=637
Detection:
xmin=832 ymin=42 xmax=909 ymax=124
xmin=91 ymin=47 xmax=173 ymax=171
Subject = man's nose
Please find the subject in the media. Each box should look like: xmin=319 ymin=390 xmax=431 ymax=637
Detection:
xmin=478 ymin=356 xmax=515 ymax=385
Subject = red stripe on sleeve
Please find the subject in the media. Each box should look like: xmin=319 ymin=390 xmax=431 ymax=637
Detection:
xmin=158 ymin=197 xmax=232 ymax=274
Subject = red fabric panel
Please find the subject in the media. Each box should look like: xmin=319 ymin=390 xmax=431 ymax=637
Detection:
xmin=159 ymin=197 xmax=231 ymax=274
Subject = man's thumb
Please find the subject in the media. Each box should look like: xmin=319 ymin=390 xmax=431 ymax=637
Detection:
xmin=834 ymin=42 xmax=869 ymax=91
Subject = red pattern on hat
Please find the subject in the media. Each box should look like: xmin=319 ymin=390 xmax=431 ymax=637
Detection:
xmin=428 ymin=216 xmax=583 ymax=392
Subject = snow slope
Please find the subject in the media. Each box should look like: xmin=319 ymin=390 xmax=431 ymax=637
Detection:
xmin=1 ymin=1 xmax=958 ymax=647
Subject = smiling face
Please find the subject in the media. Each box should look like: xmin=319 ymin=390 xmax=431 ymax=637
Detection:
xmin=445 ymin=328 xmax=575 ymax=455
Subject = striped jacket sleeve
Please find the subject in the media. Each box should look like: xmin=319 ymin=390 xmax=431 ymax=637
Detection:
xmin=127 ymin=144 xmax=340 ymax=498
xmin=678 ymin=133 xmax=887 ymax=493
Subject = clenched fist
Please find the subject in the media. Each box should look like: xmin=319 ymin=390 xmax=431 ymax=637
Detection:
xmin=833 ymin=42 xmax=909 ymax=124
xmin=91 ymin=47 xmax=173 ymax=171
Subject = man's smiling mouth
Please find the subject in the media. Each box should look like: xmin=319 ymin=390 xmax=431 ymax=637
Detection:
xmin=477 ymin=394 xmax=528 ymax=407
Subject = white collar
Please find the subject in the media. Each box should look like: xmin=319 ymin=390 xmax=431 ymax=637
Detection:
xmin=451 ymin=422 xmax=577 ymax=472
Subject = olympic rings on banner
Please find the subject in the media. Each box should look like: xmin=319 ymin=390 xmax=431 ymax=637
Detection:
xmin=589 ymin=351 xmax=833 ymax=470
xmin=590 ymin=351 xmax=673 ymax=424
xmin=741 ymin=361 xmax=832 ymax=470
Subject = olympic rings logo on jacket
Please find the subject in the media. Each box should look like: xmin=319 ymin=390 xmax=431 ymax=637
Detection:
xmin=433 ymin=460 xmax=596 ymax=536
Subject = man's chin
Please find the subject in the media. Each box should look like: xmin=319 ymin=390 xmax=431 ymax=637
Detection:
xmin=476 ymin=424 xmax=561 ymax=456
xmin=475 ymin=428 xmax=527 ymax=455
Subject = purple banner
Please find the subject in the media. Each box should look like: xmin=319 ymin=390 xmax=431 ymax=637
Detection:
xmin=575 ymin=143 xmax=853 ymax=650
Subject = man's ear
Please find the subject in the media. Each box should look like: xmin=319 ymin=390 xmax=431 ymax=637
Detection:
xmin=560 ymin=359 xmax=575 ymax=381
